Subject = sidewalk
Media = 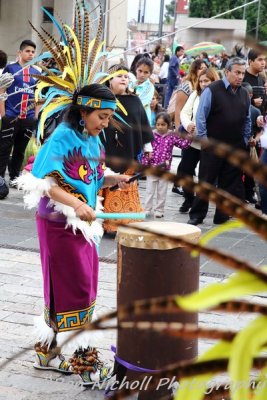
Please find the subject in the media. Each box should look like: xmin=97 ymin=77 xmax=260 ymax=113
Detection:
xmin=0 ymin=246 xmax=263 ymax=400
xmin=0 ymin=157 xmax=267 ymax=399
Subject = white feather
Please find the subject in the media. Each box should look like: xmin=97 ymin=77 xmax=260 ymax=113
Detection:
xmin=33 ymin=314 xmax=55 ymax=349
xmin=57 ymin=328 xmax=104 ymax=353
xmin=16 ymin=173 xmax=104 ymax=244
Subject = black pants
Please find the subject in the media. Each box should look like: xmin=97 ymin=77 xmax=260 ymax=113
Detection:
xmin=189 ymin=150 xmax=245 ymax=221
xmin=178 ymin=146 xmax=201 ymax=203
xmin=0 ymin=116 xmax=35 ymax=180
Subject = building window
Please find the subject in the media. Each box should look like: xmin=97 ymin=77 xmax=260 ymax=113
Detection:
xmin=43 ymin=7 xmax=54 ymax=23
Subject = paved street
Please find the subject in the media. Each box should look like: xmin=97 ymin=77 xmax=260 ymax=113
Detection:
xmin=0 ymin=156 xmax=266 ymax=399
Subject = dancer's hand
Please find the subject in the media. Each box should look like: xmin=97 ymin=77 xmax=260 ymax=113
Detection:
xmin=74 ymin=202 xmax=96 ymax=222
xmin=115 ymin=175 xmax=132 ymax=190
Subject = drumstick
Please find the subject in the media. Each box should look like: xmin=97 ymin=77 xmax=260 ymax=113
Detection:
xmin=109 ymin=164 xmax=166 ymax=192
xmin=95 ymin=212 xmax=152 ymax=220
xmin=109 ymin=172 xmax=143 ymax=192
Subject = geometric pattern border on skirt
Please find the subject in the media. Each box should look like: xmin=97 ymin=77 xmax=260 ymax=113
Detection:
xmin=44 ymin=300 xmax=96 ymax=332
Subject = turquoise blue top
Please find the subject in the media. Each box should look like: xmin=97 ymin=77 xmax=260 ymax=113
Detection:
xmin=32 ymin=122 xmax=105 ymax=208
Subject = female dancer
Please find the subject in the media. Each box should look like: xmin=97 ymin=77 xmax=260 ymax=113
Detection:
xmin=17 ymin=84 xmax=131 ymax=385
xmin=99 ymin=65 xmax=153 ymax=233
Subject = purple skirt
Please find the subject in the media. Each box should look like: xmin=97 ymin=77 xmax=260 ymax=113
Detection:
xmin=36 ymin=213 xmax=99 ymax=333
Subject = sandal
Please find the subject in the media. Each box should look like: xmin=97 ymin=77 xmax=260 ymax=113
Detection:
xmin=33 ymin=342 xmax=72 ymax=374
xmin=70 ymin=347 xmax=112 ymax=387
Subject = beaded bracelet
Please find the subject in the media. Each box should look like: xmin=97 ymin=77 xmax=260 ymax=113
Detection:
xmin=74 ymin=203 xmax=85 ymax=212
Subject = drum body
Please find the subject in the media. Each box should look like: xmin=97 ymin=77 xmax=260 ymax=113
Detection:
xmin=116 ymin=221 xmax=201 ymax=397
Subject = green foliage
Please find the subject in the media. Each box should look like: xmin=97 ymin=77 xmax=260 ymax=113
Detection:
xmin=164 ymin=0 xmax=175 ymax=24
xmin=189 ymin=0 xmax=267 ymax=40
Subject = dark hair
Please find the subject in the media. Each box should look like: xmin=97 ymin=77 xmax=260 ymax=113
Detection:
xmin=0 ymin=50 xmax=7 ymax=69
xmin=247 ymin=49 xmax=263 ymax=62
xmin=130 ymin=53 xmax=150 ymax=74
xmin=163 ymin=54 xmax=170 ymax=62
xmin=175 ymin=46 xmax=184 ymax=54
xmin=201 ymin=52 xmax=209 ymax=59
xmin=153 ymin=89 xmax=159 ymax=99
xmin=65 ymin=83 xmax=116 ymax=131
xmin=19 ymin=40 xmax=36 ymax=51
xmin=136 ymin=57 xmax=154 ymax=74
xmin=156 ymin=111 xmax=171 ymax=127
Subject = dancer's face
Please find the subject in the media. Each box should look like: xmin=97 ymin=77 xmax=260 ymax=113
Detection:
xmin=81 ymin=109 xmax=114 ymax=136
xmin=110 ymin=74 xmax=129 ymax=95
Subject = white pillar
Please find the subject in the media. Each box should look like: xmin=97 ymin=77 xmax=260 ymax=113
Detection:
xmin=31 ymin=0 xmax=43 ymax=52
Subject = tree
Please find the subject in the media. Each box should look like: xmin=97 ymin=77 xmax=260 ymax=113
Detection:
xmin=189 ymin=0 xmax=267 ymax=41
xmin=164 ymin=0 xmax=176 ymax=24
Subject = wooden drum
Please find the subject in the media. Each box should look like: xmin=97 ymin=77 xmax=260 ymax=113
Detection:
xmin=115 ymin=221 xmax=201 ymax=398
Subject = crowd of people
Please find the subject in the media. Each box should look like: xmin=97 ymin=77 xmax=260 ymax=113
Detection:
xmin=0 ymin=9 xmax=267 ymax=389
xmin=127 ymin=45 xmax=267 ymax=224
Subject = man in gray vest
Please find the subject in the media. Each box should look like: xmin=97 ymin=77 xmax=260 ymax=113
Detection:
xmin=187 ymin=57 xmax=251 ymax=225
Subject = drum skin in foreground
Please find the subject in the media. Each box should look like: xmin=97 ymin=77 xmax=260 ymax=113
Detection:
xmin=116 ymin=221 xmax=201 ymax=398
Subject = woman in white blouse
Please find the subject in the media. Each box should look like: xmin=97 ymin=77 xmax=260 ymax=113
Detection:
xmin=179 ymin=68 xmax=220 ymax=213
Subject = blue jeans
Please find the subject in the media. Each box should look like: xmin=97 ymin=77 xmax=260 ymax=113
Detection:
xmin=259 ymin=149 xmax=267 ymax=214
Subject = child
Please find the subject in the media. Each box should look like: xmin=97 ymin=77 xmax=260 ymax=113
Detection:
xmin=129 ymin=56 xmax=155 ymax=125
xmin=142 ymin=112 xmax=191 ymax=217
xmin=150 ymin=89 xmax=164 ymax=128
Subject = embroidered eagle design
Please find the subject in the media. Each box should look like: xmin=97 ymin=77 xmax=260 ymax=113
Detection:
xmin=63 ymin=147 xmax=93 ymax=184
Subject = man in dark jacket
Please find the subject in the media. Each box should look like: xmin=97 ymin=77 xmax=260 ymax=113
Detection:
xmin=187 ymin=57 xmax=251 ymax=225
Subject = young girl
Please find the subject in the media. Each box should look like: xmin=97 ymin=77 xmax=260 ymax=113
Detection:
xmin=129 ymin=56 xmax=155 ymax=125
xmin=142 ymin=112 xmax=191 ymax=217
xmin=17 ymin=84 xmax=131 ymax=385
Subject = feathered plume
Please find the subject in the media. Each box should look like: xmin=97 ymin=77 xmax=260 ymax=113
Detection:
xmin=27 ymin=0 xmax=128 ymax=142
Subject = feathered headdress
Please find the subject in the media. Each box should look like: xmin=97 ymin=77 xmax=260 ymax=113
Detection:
xmin=28 ymin=0 xmax=128 ymax=141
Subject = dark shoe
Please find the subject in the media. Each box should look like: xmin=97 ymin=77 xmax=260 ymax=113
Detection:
xmin=172 ymin=186 xmax=184 ymax=196
xmin=0 ymin=177 xmax=9 ymax=199
xmin=179 ymin=200 xmax=192 ymax=213
xmin=213 ymin=217 xmax=229 ymax=225
xmin=187 ymin=218 xmax=203 ymax=226
xmin=255 ymin=202 xmax=261 ymax=210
